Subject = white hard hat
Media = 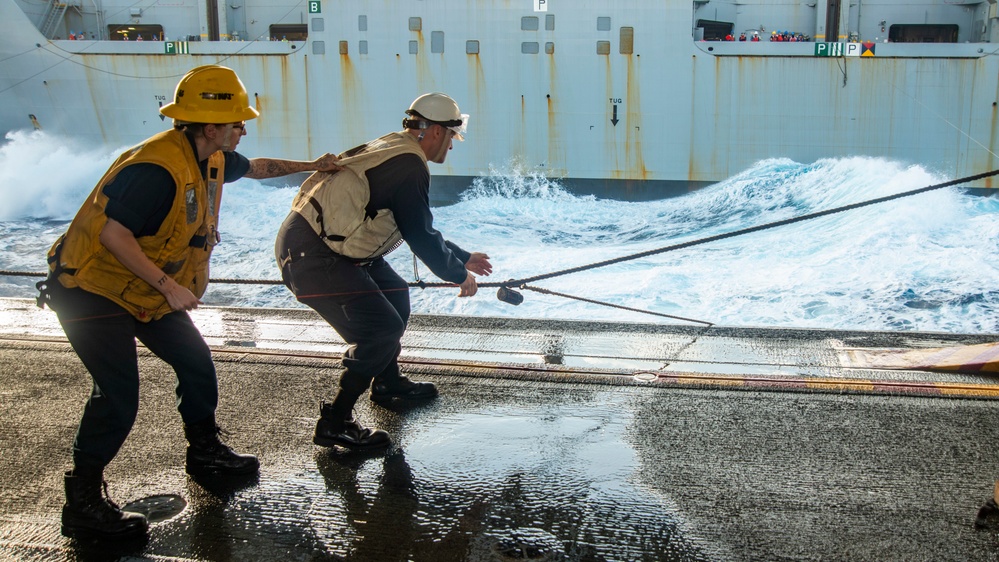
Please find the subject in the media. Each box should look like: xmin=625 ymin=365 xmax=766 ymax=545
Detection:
xmin=405 ymin=93 xmax=468 ymax=140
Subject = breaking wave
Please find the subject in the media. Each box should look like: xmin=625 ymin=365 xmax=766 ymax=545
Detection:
xmin=1 ymin=131 xmax=997 ymax=333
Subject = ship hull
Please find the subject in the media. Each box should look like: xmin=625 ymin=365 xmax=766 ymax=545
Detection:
xmin=2 ymin=0 xmax=998 ymax=199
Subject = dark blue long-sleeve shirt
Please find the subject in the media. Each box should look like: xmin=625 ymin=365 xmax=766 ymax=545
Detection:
xmin=363 ymin=153 xmax=469 ymax=284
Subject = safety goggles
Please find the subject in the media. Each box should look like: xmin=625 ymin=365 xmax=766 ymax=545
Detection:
xmin=405 ymin=114 xmax=470 ymax=141
xmin=447 ymin=114 xmax=469 ymax=141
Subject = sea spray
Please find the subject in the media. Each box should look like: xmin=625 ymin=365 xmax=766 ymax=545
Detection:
xmin=1 ymin=132 xmax=996 ymax=333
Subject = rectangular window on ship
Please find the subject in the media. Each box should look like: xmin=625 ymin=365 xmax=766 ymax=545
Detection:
xmin=269 ymin=24 xmax=307 ymax=42
xmin=107 ymin=24 xmax=164 ymax=41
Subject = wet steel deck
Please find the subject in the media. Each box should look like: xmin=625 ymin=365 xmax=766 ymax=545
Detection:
xmin=2 ymin=297 xmax=999 ymax=561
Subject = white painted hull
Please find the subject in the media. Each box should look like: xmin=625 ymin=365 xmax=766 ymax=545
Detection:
xmin=2 ymin=0 xmax=997 ymax=199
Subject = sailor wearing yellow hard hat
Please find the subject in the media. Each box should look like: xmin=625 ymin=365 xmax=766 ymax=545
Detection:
xmin=38 ymin=65 xmax=340 ymax=542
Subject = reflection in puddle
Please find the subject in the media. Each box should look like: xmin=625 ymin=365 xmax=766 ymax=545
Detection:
xmin=153 ymin=391 xmax=711 ymax=560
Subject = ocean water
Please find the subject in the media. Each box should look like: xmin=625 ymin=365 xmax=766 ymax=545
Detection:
xmin=1 ymin=130 xmax=997 ymax=333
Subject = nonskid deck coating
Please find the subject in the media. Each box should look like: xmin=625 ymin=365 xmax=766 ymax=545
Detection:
xmin=2 ymin=338 xmax=999 ymax=559
xmin=3 ymin=299 xmax=999 ymax=559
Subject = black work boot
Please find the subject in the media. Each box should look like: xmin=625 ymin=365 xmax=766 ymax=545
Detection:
xmin=313 ymin=402 xmax=391 ymax=450
xmin=61 ymin=469 xmax=149 ymax=541
xmin=184 ymin=418 xmax=260 ymax=476
xmin=370 ymin=375 xmax=438 ymax=402
xmin=976 ymin=482 xmax=999 ymax=529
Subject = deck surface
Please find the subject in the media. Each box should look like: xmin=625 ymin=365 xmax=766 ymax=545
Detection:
xmin=2 ymin=298 xmax=999 ymax=561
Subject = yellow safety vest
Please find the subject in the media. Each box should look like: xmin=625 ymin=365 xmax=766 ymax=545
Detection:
xmin=291 ymin=131 xmax=428 ymax=260
xmin=47 ymin=129 xmax=224 ymax=321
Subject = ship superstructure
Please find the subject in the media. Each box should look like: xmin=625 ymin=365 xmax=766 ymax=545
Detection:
xmin=2 ymin=0 xmax=997 ymax=201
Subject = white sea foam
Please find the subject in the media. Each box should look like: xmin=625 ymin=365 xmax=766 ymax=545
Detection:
xmin=2 ymin=131 xmax=997 ymax=333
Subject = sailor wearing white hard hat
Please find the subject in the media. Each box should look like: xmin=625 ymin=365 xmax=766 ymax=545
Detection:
xmin=276 ymin=92 xmax=492 ymax=451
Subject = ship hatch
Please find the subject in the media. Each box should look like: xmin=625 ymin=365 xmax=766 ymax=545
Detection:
xmin=269 ymin=23 xmax=307 ymax=41
xmin=696 ymin=19 xmax=734 ymax=41
xmin=107 ymin=24 xmax=163 ymax=41
xmin=889 ymin=24 xmax=959 ymax=43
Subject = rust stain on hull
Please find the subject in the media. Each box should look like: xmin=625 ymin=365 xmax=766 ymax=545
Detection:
xmin=547 ymin=51 xmax=563 ymax=176
xmin=339 ymin=53 xmax=361 ymax=142
xmin=624 ymin=54 xmax=647 ymax=180
xmin=687 ymin=55 xmax=698 ymax=184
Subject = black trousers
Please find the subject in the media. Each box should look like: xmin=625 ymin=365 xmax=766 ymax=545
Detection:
xmin=51 ymin=285 xmax=218 ymax=468
xmin=278 ymin=247 xmax=410 ymax=399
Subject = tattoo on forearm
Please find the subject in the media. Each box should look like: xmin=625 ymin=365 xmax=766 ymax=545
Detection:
xmin=250 ymin=159 xmax=297 ymax=178
xmin=157 ymin=275 xmax=168 ymax=287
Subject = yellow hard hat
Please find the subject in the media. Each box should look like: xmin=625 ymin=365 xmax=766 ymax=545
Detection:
xmin=160 ymin=65 xmax=259 ymax=123
xmin=404 ymin=92 xmax=468 ymax=140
